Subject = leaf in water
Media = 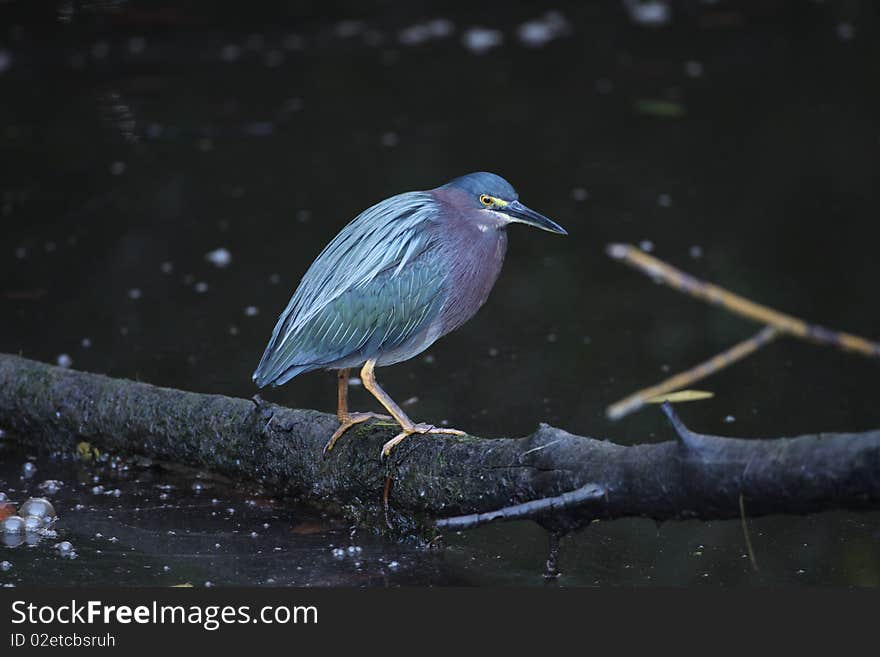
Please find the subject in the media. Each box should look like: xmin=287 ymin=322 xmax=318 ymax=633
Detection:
xmin=171 ymin=583 xmax=194 ymax=588
xmin=291 ymin=521 xmax=330 ymax=535
xmin=634 ymin=99 xmax=686 ymax=118
xmin=645 ymin=390 xmax=714 ymax=404
xmin=0 ymin=502 xmax=15 ymax=521
xmin=76 ymin=441 xmax=93 ymax=461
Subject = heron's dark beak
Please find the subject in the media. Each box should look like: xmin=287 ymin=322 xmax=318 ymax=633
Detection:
xmin=503 ymin=200 xmax=567 ymax=235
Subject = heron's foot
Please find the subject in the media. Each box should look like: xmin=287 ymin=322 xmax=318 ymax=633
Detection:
xmin=324 ymin=412 xmax=391 ymax=455
xmin=381 ymin=423 xmax=467 ymax=459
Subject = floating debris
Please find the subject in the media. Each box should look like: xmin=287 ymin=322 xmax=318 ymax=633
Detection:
xmin=723 ymin=415 xmax=736 ymax=423
xmin=635 ymin=99 xmax=685 ymax=118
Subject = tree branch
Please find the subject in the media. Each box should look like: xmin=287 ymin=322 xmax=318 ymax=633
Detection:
xmin=1 ymin=353 xmax=878 ymax=536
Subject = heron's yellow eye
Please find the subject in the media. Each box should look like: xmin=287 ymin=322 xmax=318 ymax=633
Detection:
xmin=480 ymin=194 xmax=493 ymax=206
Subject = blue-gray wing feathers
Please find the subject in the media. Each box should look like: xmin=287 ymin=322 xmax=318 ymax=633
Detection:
xmin=253 ymin=192 xmax=447 ymax=386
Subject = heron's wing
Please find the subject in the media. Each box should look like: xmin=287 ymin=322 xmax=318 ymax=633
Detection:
xmin=257 ymin=256 xmax=446 ymax=385
xmin=253 ymin=192 xmax=443 ymax=385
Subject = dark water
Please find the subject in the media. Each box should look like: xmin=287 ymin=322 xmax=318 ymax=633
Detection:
xmin=1 ymin=1 xmax=879 ymax=586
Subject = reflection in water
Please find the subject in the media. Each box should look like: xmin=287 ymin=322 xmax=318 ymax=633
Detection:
xmin=1 ymin=1 xmax=879 ymax=585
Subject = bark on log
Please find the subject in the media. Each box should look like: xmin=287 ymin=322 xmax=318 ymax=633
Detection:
xmin=1 ymin=353 xmax=878 ymax=537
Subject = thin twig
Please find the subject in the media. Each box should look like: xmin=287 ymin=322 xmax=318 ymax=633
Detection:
xmin=435 ymin=483 xmax=605 ymax=531
xmin=739 ymin=493 xmax=759 ymax=572
xmin=607 ymin=243 xmax=880 ymax=357
xmin=607 ymin=326 xmax=779 ymax=420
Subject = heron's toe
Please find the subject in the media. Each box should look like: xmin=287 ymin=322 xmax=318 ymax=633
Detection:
xmin=380 ymin=423 xmax=469 ymax=458
xmin=324 ymin=411 xmax=392 ymax=456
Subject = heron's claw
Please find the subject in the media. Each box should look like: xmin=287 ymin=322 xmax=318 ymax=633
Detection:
xmin=324 ymin=412 xmax=391 ymax=456
xmin=381 ymin=423 xmax=468 ymax=459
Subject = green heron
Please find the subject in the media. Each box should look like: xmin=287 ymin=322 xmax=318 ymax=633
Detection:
xmin=253 ymin=172 xmax=566 ymax=457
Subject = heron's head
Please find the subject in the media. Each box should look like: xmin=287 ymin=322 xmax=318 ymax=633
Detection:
xmin=440 ymin=171 xmax=567 ymax=235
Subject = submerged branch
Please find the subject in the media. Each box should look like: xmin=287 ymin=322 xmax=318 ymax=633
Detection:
xmin=1 ymin=353 xmax=879 ymax=536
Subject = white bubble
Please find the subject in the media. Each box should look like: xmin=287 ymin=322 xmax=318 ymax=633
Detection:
xmin=335 ymin=21 xmax=363 ymax=38
xmin=56 ymin=354 xmax=73 ymax=368
xmin=205 ymin=247 xmax=232 ymax=268
xmin=517 ymin=11 xmax=570 ymax=48
xmin=685 ymin=60 xmax=703 ymax=78
xmin=127 ymin=288 xmax=142 ymax=300
xmin=427 ymin=19 xmax=454 ymax=38
xmin=128 ymin=36 xmax=146 ymax=54
xmin=264 ymin=50 xmax=284 ymax=67
xmin=463 ymin=28 xmax=503 ymax=55
xmin=623 ymin=0 xmax=670 ymax=27
xmin=571 ymin=187 xmax=589 ymax=201
xmin=221 ymin=44 xmax=241 ymax=62
xmin=91 ymin=41 xmax=109 ymax=59
xmin=836 ymin=22 xmax=854 ymax=41
xmin=399 ymin=24 xmax=431 ymax=46
xmin=244 ymin=306 xmax=259 ymax=317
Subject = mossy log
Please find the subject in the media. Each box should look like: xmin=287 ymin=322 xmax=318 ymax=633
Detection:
xmin=1 ymin=353 xmax=879 ymax=536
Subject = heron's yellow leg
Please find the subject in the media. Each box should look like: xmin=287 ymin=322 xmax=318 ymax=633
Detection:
xmin=324 ymin=368 xmax=389 ymax=454
xmin=358 ymin=359 xmax=467 ymax=458
xmin=336 ymin=368 xmax=350 ymax=422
